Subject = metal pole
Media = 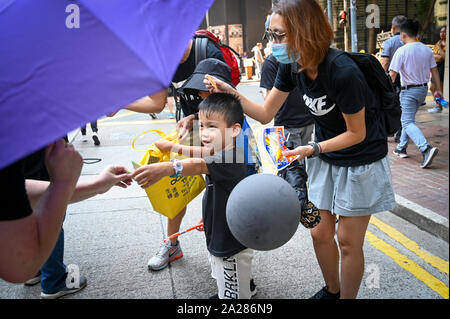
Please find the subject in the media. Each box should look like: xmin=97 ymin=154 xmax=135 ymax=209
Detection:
xmin=350 ymin=0 xmax=358 ymax=52
xmin=343 ymin=0 xmax=349 ymax=51
xmin=327 ymin=0 xmax=333 ymax=26
xmin=224 ymin=0 xmax=229 ymax=45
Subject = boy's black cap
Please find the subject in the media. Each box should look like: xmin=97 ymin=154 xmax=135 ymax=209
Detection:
xmin=178 ymin=58 xmax=235 ymax=95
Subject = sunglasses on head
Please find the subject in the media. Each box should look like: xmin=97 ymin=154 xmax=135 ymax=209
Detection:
xmin=264 ymin=30 xmax=286 ymax=43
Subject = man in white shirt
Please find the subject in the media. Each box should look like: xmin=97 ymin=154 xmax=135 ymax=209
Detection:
xmin=389 ymin=19 xmax=443 ymax=169
xmin=251 ymin=43 xmax=264 ymax=79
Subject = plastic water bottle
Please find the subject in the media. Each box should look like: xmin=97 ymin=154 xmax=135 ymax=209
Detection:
xmin=435 ymin=97 xmax=449 ymax=108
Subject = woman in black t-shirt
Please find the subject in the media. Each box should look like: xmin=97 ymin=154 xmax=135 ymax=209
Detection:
xmin=204 ymin=0 xmax=395 ymax=299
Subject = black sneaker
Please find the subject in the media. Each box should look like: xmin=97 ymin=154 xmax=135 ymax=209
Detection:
xmin=24 ymin=271 xmax=41 ymax=286
xmin=92 ymin=132 xmax=100 ymax=146
xmin=421 ymin=146 xmax=439 ymax=168
xmin=309 ymin=286 xmax=340 ymax=299
xmin=393 ymin=147 xmax=408 ymax=158
xmin=149 ymin=113 xmax=157 ymax=119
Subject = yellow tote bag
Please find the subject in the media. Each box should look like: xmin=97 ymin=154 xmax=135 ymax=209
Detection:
xmin=132 ymin=130 xmax=206 ymax=219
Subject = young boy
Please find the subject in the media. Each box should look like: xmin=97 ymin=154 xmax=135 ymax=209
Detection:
xmin=131 ymin=93 xmax=255 ymax=299
xmin=146 ymin=58 xmax=260 ymax=274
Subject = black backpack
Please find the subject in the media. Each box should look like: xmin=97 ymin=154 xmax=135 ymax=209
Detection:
xmin=172 ymin=32 xmax=241 ymax=122
xmin=312 ymin=48 xmax=401 ymax=137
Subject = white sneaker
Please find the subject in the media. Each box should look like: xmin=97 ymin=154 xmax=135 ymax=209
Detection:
xmin=41 ymin=275 xmax=87 ymax=299
xmin=147 ymin=241 xmax=183 ymax=271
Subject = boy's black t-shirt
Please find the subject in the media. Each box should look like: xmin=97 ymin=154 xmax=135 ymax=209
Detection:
xmin=0 ymin=160 xmax=33 ymax=221
xmin=203 ymin=147 xmax=247 ymax=257
xmin=274 ymin=50 xmax=387 ymax=167
xmin=260 ymin=54 xmax=314 ymax=128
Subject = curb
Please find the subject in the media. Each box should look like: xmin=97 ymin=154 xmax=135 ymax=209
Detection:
xmin=390 ymin=194 xmax=449 ymax=243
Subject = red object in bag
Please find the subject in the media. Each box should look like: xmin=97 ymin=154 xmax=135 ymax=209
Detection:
xmin=194 ymin=30 xmax=241 ymax=86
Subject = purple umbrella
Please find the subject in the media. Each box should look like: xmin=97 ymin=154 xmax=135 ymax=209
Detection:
xmin=0 ymin=0 xmax=214 ymax=170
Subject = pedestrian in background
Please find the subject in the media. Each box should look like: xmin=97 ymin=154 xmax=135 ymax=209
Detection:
xmin=251 ymin=42 xmax=264 ymax=79
xmin=380 ymin=15 xmax=407 ymax=143
xmin=81 ymin=120 xmax=100 ymax=146
xmin=390 ymin=19 xmax=442 ymax=168
xmin=429 ymin=26 xmax=446 ymax=113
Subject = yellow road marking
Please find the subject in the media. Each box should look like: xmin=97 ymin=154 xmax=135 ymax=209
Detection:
xmin=98 ymin=119 xmax=175 ymax=126
xmin=365 ymin=230 xmax=449 ymax=299
xmin=98 ymin=111 xmax=136 ymax=122
xmin=370 ymin=217 xmax=449 ymax=275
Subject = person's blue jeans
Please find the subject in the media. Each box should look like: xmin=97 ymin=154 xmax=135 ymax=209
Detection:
xmin=397 ymin=86 xmax=429 ymax=152
xmin=40 ymin=228 xmax=67 ymax=294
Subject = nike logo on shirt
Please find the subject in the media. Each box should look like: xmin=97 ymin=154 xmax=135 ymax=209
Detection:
xmin=303 ymin=94 xmax=336 ymax=116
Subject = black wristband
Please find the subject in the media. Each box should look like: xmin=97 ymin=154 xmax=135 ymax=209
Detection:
xmin=307 ymin=141 xmax=320 ymax=158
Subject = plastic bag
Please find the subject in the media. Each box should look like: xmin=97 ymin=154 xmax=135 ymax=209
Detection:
xmin=132 ymin=130 xmax=205 ymax=219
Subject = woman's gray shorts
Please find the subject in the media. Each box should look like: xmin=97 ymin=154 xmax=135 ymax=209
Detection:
xmin=306 ymin=156 xmax=396 ymax=216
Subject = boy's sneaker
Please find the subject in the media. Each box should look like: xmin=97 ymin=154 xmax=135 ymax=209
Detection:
xmin=149 ymin=113 xmax=157 ymax=119
xmin=92 ymin=132 xmax=100 ymax=146
xmin=24 ymin=272 xmax=41 ymax=286
xmin=148 ymin=241 xmax=183 ymax=271
xmin=40 ymin=275 xmax=87 ymax=299
xmin=393 ymin=147 xmax=408 ymax=158
xmin=421 ymin=146 xmax=439 ymax=169
xmin=81 ymin=132 xmax=88 ymax=142
xmin=309 ymin=286 xmax=340 ymax=299
xmin=169 ymin=112 xmax=175 ymax=119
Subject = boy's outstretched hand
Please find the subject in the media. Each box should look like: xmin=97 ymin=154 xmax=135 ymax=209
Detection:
xmin=154 ymin=140 xmax=175 ymax=153
xmin=131 ymin=163 xmax=171 ymax=189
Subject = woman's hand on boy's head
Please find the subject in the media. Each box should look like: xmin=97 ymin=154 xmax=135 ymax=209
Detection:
xmin=203 ymin=74 xmax=234 ymax=94
xmin=131 ymin=163 xmax=171 ymax=189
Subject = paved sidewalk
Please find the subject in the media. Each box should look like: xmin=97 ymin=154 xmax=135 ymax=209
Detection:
xmin=388 ymin=101 xmax=449 ymax=241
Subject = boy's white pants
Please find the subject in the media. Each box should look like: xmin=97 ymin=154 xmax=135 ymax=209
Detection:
xmin=209 ymin=248 xmax=254 ymax=299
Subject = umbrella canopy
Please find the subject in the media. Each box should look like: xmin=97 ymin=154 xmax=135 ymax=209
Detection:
xmin=0 ymin=0 xmax=214 ymax=170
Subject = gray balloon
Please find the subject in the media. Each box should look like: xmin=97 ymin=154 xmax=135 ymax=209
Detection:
xmin=226 ymin=174 xmax=301 ymax=251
